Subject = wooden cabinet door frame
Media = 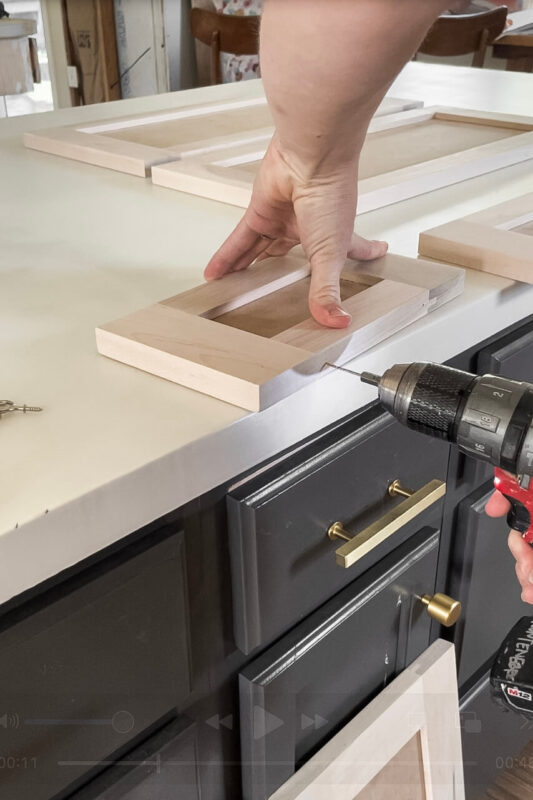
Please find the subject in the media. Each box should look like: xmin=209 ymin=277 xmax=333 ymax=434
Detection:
xmin=96 ymin=252 xmax=463 ymax=411
xmin=269 ymin=639 xmax=464 ymax=800
xmin=23 ymin=94 xmax=421 ymax=177
xmin=419 ymin=192 xmax=533 ymax=284
xmin=151 ymin=107 xmax=533 ymax=212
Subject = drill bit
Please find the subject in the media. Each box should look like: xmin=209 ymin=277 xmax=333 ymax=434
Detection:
xmin=322 ymin=363 xmax=382 ymax=387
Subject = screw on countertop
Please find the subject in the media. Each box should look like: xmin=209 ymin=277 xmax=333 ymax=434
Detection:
xmin=0 ymin=401 xmax=43 ymax=418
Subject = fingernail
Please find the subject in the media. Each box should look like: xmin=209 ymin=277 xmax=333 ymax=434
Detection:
xmin=326 ymin=305 xmax=350 ymax=318
xmin=528 ymin=572 xmax=533 ymax=584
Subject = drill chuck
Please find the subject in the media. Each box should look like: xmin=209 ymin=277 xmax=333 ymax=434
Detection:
xmin=376 ymin=362 xmax=533 ymax=478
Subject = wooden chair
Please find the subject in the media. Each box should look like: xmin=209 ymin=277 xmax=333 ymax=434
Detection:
xmin=190 ymin=7 xmax=260 ymax=85
xmin=417 ymin=6 xmax=508 ymax=67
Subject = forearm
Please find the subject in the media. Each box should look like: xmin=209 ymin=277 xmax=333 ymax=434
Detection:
xmin=260 ymin=0 xmax=450 ymax=176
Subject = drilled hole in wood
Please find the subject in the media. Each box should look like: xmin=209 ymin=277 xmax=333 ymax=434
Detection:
xmin=214 ymin=277 xmax=372 ymax=338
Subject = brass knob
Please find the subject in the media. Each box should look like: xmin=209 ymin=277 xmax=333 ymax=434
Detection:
xmin=420 ymin=593 xmax=461 ymax=627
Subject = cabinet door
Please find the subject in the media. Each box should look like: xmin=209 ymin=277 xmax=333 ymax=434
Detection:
xmin=461 ymin=671 xmax=533 ymax=800
xmin=0 ymin=529 xmax=191 ymax=800
xmin=239 ymin=528 xmax=442 ymax=800
xmin=449 ymin=483 xmax=530 ymax=688
xmin=228 ymin=410 xmax=449 ymax=653
xmin=70 ymin=717 xmax=200 ymax=800
xmin=268 ymin=640 xmax=463 ymax=800
xmin=478 ymin=326 xmax=533 ymax=381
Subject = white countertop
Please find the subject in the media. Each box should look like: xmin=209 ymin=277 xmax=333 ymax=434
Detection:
xmin=1 ymin=62 xmax=533 ymax=604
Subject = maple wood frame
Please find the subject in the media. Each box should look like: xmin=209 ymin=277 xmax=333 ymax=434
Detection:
xmin=419 ymin=192 xmax=533 ymax=284
xmin=95 ymin=252 xmax=463 ymax=412
xmin=23 ymin=95 xmax=421 ymax=178
xmin=151 ymin=106 xmax=533 ymax=213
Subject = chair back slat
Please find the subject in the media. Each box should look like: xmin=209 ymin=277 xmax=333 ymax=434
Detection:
xmin=418 ymin=6 xmax=508 ymax=67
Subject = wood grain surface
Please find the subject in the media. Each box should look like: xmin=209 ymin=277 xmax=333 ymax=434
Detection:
xmin=96 ymin=252 xmax=463 ymax=410
xmin=419 ymin=192 xmax=533 ymax=284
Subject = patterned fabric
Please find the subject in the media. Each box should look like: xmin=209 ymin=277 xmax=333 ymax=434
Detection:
xmin=214 ymin=0 xmax=263 ymax=82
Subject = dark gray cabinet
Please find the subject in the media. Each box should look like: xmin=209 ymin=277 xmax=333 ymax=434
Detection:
xmin=228 ymin=411 xmax=449 ymax=653
xmin=238 ymin=528 xmax=440 ymax=800
xmin=1 ymin=315 xmax=532 ymax=800
xmin=478 ymin=328 xmax=533 ymax=380
xmin=0 ymin=529 xmax=191 ymax=800
xmin=71 ymin=717 xmax=200 ymax=800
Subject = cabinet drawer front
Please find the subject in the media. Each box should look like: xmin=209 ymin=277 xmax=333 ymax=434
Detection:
xmin=478 ymin=324 xmax=533 ymax=381
xmin=0 ymin=530 xmax=191 ymax=800
xmin=228 ymin=410 xmax=449 ymax=653
xmin=70 ymin=717 xmax=200 ymax=800
xmin=239 ymin=528 xmax=440 ymax=800
xmin=450 ymin=484 xmax=529 ymax=688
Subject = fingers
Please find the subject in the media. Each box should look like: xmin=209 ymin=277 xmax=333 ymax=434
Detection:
xmin=509 ymin=530 xmax=533 ymax=604
xmin=485 ymin=490 xmax=533 ymax=602
xmin=486 ymin=491 xmax=533 ymax=604
xmin=204 ymin=217 xmax=272 ymax=280
xmin=347 ymin=233 xmax=388 ymax=262
xmin=485 ymin=489 xmax=511 ymax=518
xmin=255 ymin=236 xmax=299 ymax=262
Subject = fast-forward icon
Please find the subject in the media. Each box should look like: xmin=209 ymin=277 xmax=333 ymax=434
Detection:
xmin=301 ymin=713 xmax=328 ymax=731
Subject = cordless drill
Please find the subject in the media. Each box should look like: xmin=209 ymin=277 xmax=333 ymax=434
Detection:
xmin=328 ymin=360 xmax=533 ymax=714
xmin=343 ymin=361 xmax=533 ymax=538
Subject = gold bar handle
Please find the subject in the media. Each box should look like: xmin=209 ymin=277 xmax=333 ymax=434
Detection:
xmin=327 ymin=479 xmax=446 ymax=568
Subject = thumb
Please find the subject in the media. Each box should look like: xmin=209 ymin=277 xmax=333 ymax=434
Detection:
xmin=485 ymin=489 xmax=511 ymax=518
xmin=307 ymin=255 xmax=351 ymax=329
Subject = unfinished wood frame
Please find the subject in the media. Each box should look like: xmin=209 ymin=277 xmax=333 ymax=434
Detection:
xmin=96 ymin=252 xmax=463 ymax=411
xmin=268 ymin=640 xmax=464 ymax=800
xmin=23 ymin=94 xmax=421 ymax=177
xmin=419 ymin=192 xmax=533 ymax=284
xmin=151 ymin=106 xmax=533 ymax=213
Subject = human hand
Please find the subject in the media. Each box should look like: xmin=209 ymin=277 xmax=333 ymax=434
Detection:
xmin=204 ymin=135 xmax=388 ymax=329
xmin=486 ymin=490 xmax=533 ymax=604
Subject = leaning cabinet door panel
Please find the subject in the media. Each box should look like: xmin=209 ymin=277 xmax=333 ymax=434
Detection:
xmin=449 ymin=484 xmax=530 ymax=687
xmin=0 ymin=529 xmax=191 ymax=800
xmin=228 ymin=411 xmax=449 ymax=653
xmin=268 ymin=640 xmax=463 ymax=800
xmin=239 ymin=529 xmax=441 ymax=800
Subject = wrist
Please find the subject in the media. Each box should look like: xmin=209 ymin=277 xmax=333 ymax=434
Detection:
xmin=270 ymin=131 xmax=361 ymax=186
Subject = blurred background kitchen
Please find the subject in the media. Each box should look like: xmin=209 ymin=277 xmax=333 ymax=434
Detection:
xmin=1 ymin=0 xmax=532 ymax=118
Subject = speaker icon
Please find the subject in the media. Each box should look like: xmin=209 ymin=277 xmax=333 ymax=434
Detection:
xmin=0 ymin=713 xmax=20 ymax=729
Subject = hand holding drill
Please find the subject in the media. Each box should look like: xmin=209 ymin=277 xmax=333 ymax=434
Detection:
xmin=329 ymin=361 xmax=533 ymax=604
xmin=487 ymin=491 xmax=533 ymax=604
